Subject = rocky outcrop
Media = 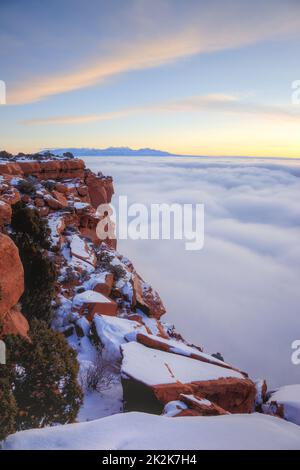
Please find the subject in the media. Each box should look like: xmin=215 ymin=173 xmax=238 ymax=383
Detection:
xmin=151 ymin=378 xmax=255 ymax=414
xmin=0 ymin=234 xmax=29 ymax=338
xmin=73 ymin=290 xmax=118 ymax=321
xmin=133 ymin=274 xmax=166 ymax=319
xmin=136 ymin=332 xmax=247 ymax=376
xmin=0 ymin=159 xmax=85 ymax=180
xmin=93 ymin=273 xmax=114 ymax=296
xmin=262 ymin=385 xmax=300 ymax=426
xmin=121 ymin=342 xmax=256 ymax=414
xmin=179 ymin=394 xmax=229 ymax=416
xmin=85 ymin=172 xmax=114 ymax=208
xmin=0 ymin=152 xmax=260 ymax=425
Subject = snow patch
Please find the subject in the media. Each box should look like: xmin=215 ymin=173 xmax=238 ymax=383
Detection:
xmin=121 ymin=342 xmax=245 ymax=386
xmin=4 ymin=412 xmax=300 ymax=450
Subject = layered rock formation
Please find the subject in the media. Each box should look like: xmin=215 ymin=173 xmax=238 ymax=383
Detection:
xmin=0 ymin=152 xmax=264 ymax=422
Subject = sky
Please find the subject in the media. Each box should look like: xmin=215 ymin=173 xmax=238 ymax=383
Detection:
xmin=84 ymin=155 xmax=300 ymax=388
xmin=0 ymin=0 xmax=300 ymax=157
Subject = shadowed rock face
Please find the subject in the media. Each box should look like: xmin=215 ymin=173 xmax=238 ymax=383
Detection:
xmin=122 ymin=375 xmax=256 ymax=415
xmin=153 ymin=377 xmax=256 ymax=414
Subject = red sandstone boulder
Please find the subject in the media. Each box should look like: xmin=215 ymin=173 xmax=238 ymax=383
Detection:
xmin=45 ymin=191 xmax=68 ymax=209
xmin=0 ymin=162 xmax=23 ymax=176
xmin=0 ymin=187 xmax=21 ymax=206
xmin=52 ymin=190 xmax=68 ymax=207
xmin=78 ymin=213 xmax=103 ymax=245
xmin=179 ymin=393 xmax=229 ymax=416
xmin=0 ymin=234 xmax=24 ymax=317
xmin=132 ymin=274 xmax=166 ymax=319
xmin=73 ymin=290 xmax=118 ymax=321
xmin=104 ymin=179 xmax=114 ymax=202
xmin=34 ymin=197 xmax=45 ymax=207
xmin=76 ymin=185 xmax=89 ymax=197
xmin=121 ymin=342 xmax=256 ymax=414
xmin=93 ymin=273 xmax=114 ymax=296
xmin=0 ymin=200 xmax=12 ymax=226
xmin=55 ymin=182 xmax=69 ymax=194
xmin=176 ymin=409 xmax=203 ymax=417
xmin=37 ymin=206 xmax=50 ymax=217
xmin=163 ymin=395 xmax=228 ymax=418
xmin=85 ymin=173 xmax=109 ymax=208
xmin=136 ymin=332 xmax=245 ymax=375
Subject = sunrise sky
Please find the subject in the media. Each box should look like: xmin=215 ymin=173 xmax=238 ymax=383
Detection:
xmin=0 ymin=0 xmax=300 ymax=157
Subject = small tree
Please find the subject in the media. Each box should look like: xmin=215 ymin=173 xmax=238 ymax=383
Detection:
xmin=11 ymin=201 xmax=50 ymax=249
xmin=0 ymin=375 xmax=17 ymax=441
xmin=17 ymin=179 xmax=37 ymax=196
xmin=80 ymin=349 xmax=119 ymax=394
xmin=5 ymin=320 xmax=83 ymax=431
xmin=10 ymin=203 xmax=56 ymax=323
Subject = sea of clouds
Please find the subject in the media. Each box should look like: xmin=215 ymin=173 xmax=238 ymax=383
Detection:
xmin=84 ymin=156 xmax=300 ymax=388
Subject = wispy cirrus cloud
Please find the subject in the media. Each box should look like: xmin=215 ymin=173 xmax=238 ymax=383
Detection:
xmin=8 ymin=0 xmax=300 ymax=105
xmin=21 ymin=93 xmax=300 ymax=126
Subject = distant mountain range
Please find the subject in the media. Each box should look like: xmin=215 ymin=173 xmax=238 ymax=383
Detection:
xmin=45 ymin=147 xmax=176 ymax=157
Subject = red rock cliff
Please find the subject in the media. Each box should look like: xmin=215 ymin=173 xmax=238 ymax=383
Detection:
xmin=0 ymin=153 xmax=257 ymax=419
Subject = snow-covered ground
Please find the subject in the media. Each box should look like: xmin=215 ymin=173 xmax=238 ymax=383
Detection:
xmin=3 ymin=412 xmax=300 ymax=450
xmin=263 ymin=385 xmax=300 ymax=426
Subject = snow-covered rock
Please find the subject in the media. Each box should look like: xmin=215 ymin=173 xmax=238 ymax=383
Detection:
xmin=162 ymin=401 xmax=188 ymax=417
xmin=136 ymin=332 xmax=244 ymax=375
xmin=93 ymin=314 xmax=147 ymax=361
xmin=70 ymin=234 xmax=96 ymax=267
xmin=121 ymin=342 xmax=256 ymax=414
xmin=263 ymin=385 xmax=300 ymax=426
xmin=73 ymin=290 xmax=118 ymax=320
xmin=179 ymin=394 xmax=229 ymax=416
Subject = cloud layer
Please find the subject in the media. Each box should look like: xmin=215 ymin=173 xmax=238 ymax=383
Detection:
xmin=6 ymin=0 xmax=300 ymax=104
xmin=22 ymin=93 xmax=300 ymax=126
xmin=83 ymin=155 xmax=300 ymax=388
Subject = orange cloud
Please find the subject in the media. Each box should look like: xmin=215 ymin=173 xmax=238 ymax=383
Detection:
xmin=9 ymin=4 xmax=300 ymax=105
